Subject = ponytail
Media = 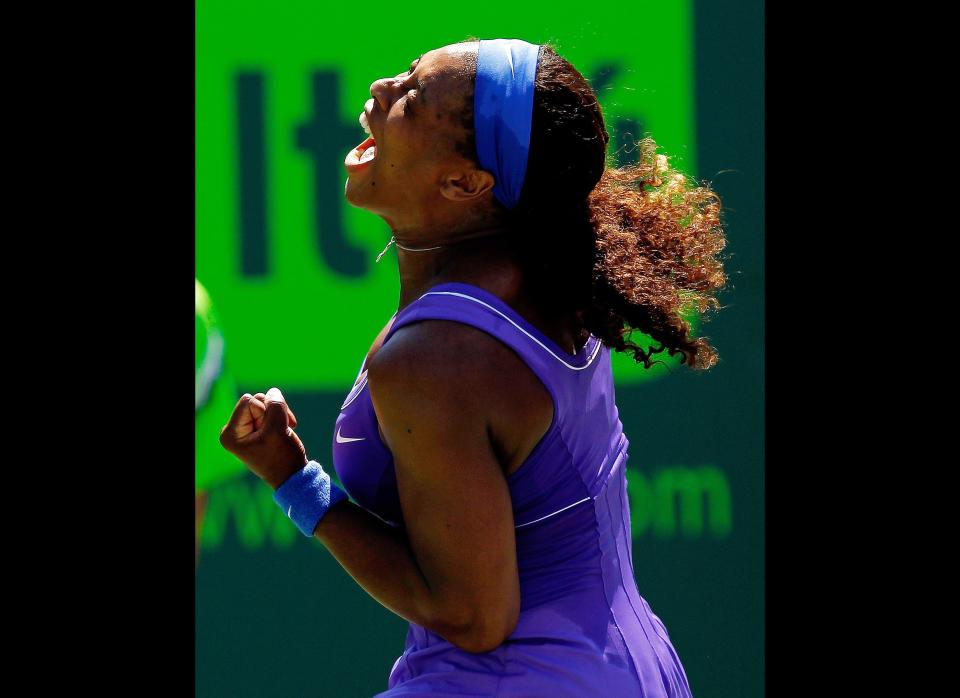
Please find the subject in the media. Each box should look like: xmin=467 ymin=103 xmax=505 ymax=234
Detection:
xmin=584 ymin=139 xmax=727 ymax=370
xmin=516 ymin=46 xmax=727 ymax=369
xmin=455 ymin=40 xmax=728 ymax=369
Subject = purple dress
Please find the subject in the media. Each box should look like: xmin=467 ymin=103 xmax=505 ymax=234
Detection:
xmin=332 ymin=282 xmax=692 ymax=697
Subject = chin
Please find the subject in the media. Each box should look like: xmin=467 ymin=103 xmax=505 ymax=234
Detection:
xmin=343 ymin=174 xmax=373 ymax=209
xmin=344 ymin=177 xmax=395 ymax=226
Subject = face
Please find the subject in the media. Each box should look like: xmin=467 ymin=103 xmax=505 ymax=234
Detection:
xmin=343 ymin=43 xmax=493 ymax=232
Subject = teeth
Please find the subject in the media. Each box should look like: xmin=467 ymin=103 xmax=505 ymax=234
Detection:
xmin=359 ymin=145 xmax=376 ymax=163
xmin=359 ymin=111 xmax=371 ymax=135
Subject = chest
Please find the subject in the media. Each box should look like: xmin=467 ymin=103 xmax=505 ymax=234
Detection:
xmin=332 ymin=318 xmax=403 ymax=525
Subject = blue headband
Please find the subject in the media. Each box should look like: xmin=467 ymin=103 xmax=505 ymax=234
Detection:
xmin=474 ymin=39 xmax=541 ymax=210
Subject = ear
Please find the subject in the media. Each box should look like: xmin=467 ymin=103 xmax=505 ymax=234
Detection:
xmin=440 ymin=167 xmax=495 ymax=203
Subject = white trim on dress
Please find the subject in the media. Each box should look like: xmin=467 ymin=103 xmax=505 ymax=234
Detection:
xmin=422 ymin=291 xmax=603 ymax=371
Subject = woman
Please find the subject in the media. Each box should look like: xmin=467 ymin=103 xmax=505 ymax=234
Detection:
xmin=221 ymin=38 xmax=726 ymax=697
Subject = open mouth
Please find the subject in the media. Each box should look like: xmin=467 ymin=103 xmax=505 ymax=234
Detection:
xmin=345 ymin=136 xmax=376 ymax=171
xmin=344 ymin=109 xmax=377 ymax=172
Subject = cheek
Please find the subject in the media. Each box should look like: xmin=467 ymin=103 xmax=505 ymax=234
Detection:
xmin=381 ymin=144 xmax=428 ymax=178
xmin=387 ymin=118 xmax=433 ymax=157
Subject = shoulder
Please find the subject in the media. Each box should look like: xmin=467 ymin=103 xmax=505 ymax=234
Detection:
xmin=367 ymin=319 xmax=520 ymax=405
xmin=367 ymin=319 xmax=554 ymax=475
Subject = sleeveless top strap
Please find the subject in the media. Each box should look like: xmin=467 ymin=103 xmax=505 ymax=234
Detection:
xmin=380 ymin=282 xmax=604 ymax=424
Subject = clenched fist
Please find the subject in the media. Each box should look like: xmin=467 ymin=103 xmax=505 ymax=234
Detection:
xmin=219 ymin=387 xmax=308 ymax=489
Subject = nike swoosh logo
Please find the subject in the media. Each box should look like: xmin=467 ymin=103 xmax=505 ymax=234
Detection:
xmin=336 ymin=425 xmax=366 ymax=443
xmin=287 ymin=505 xmax=293 ymax=518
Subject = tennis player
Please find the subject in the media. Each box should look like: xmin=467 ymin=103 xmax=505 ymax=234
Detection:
xmin=221 ymin=39 xmax=726 ymax=696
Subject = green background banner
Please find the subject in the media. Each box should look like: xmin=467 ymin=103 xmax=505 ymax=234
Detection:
xmin=197 ymin=0 xmax=698 ymax=387
xmin=196 ymin=0 xmax=764 ymax=695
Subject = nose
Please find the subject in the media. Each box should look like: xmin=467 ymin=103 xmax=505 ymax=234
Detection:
xmin=369 ymin=75 xmax=404 ymax=112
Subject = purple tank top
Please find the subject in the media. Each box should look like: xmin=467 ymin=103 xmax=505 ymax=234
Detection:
xmin=332 ymin=281 xmax=692 ymax=697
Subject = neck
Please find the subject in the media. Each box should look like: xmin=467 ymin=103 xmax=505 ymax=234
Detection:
xmin=390 ymin=224 xmax=520 ymax=311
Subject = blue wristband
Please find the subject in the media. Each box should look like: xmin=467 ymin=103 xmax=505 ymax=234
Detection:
xmin=273 ymin=461 xmax=349 ymax=537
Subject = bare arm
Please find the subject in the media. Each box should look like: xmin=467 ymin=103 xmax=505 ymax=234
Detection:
xmin=220 ymin=326 xmax=521 ymax=653
xmin=313 ymin=499 xmax=471 ymax=642
xmin=317 ymin=322 xmax=521 ymax=653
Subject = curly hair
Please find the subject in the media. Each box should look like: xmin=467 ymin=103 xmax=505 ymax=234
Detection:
xmin=455 ymin=41 xmax=728 ymax=370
